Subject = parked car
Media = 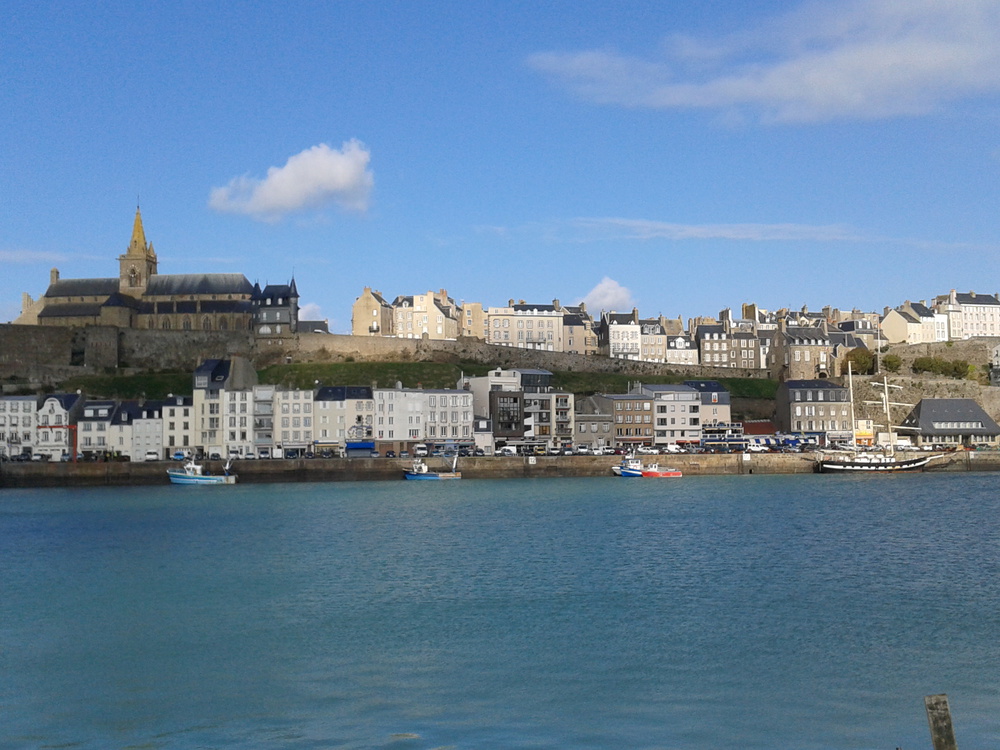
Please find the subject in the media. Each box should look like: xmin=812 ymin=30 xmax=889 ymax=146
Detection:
xmin=575 ymin=445 xmax=592 ymax=455
xmin=497 ymin=446 xmax=517 ymax=457
xmin=258 ymin=448 xmax=271 ymax=459
xmin=144 ymin=451 xmax=160 ymax=461
xmin=209 ymin=452 xmax=222 ymax=460
xmin=385 ymin=450 xmax=397 ymax=458
xmin=473 ymin=448 xmax=486 ymax=457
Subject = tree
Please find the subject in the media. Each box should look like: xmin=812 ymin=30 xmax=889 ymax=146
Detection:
xmin=845 ymin=348 xmax=875 ymax=375
xmin=882 ymin=354 xmax=902 ymax=373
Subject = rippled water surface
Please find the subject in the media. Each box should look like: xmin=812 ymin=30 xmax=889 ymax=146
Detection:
xmin=2 ymin=473 xmax=1000 ymax=748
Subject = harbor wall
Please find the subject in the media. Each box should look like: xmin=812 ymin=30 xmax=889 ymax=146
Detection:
xmin=0 ymin=450 xmax=990 ymax=488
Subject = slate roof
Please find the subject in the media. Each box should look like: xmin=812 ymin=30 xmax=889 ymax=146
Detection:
xmin=315 ymin=386 xmax=374 ymax=402
xmin=604 ymin=313 xmax=637 ymax=325
xmin=45 ymin=277 xmax=120 ymax=298
xmin=954 ymin=293 xmax=1000 ymax=306
xmin=194 ymin=359 xmax=231 ymax=388
xmin=900 ymin=398 xmax=1000 ymax=436
xmin=145 ymin=274 xmax=253 ymax=296
xmin=782 ymin=380 xmax=845 ymax=391
xmin=254 ymin=282 xmax=298 ymax=302
xmin=907 ymin=302 xmax=935 ymax=318
xmin=828 ymin=331 xmax=867 ymax=349
xmin=784 ymin=326 xmax=831 ymax=344
xmin=513 ymin=303 xmax=558 ymax=313
xmin=37 ymin=303 xmax=104 ymax=318
xmin=683 ymin=380 xmax=728 ymax=393
xmin=41 ymin=393 xmax=83 ymax=411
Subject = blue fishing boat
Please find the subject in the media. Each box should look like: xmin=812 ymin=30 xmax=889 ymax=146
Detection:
xmin=167 ymin=459 xmax=237 ymax=485
xmin=404 ymin=457 xmax=461 ymax=480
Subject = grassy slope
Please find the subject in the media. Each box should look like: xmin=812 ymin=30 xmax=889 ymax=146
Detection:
xmin=57 ymin=363 xmax=778 ymax=403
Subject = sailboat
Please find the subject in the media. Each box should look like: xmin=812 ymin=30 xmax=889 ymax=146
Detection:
xmin=816 ymin=366 xmax=939 ymax=473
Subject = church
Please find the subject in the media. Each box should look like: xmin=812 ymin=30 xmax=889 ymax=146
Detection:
xmin=17 ymin=208 xmax=299 ymax=334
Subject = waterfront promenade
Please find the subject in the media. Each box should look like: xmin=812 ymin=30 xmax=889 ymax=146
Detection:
xmin=1 ymin=450 xmax=993 ymax=487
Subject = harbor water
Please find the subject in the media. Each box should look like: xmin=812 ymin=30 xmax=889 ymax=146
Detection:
xmin=2 ymin=473 xmax=999 ymax=749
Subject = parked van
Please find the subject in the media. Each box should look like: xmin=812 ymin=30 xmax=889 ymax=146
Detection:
xmin=413 ymin=443 xmax=429 ymax=457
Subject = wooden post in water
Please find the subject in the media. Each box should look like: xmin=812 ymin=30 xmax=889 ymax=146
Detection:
xmin=925 ymin=694 xmax=958 ymax=750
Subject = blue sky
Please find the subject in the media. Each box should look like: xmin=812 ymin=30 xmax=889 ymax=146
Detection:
xmin=3 ymin=1 xmax=1000 ymax=331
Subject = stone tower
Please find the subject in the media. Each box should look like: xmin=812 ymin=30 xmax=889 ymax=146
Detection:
xmin=118 ymin=206 xmax=158 ymax=294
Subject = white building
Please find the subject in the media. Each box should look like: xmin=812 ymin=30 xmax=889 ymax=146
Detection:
xmin=0 ymin=395 xmax=39 ymax=458
xmin=634 ymin=384 xmax=704 ymax=447
xmin=163 ymin=395 xmax=194 ymax=457
xmin=274 ymin=387 xmax=314 ymax=457
xmin=933 ymin=290 xmax=1000 ymax=340
xmin=313 ymin=386 xmax=375 ymax=450
xmin=35 ymin=393 xmax=84 ymax=459
xmin=373 ymin=386 xmax=473 ymax=447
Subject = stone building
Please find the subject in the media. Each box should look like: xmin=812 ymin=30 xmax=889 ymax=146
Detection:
xmin=17 ymin=208 xmax=279 ymax=333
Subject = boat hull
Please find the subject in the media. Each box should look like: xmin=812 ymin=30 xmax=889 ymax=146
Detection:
xmin=404 ymin=471 xmax=461 ymax=480
xmin=167 ymin=471 xmax=237 ymax=485
xmin=816 ymin=455 xmax=932 ymax=473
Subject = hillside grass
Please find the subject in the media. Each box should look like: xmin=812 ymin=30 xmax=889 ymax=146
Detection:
xmin=59 ymin=371 xmax=194 ymax=399
xmin=56 ymin=363 xmax=779 ymax=401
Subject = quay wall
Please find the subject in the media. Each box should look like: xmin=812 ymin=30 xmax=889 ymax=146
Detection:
xmin=1 ymin=451 xmax=991 ymax=488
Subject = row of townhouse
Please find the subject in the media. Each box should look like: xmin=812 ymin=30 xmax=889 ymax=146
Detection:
xmin=0 ymin=391 xmax=192 ymax=461
xmin=354 ymin=284 xmax=1000 ymax=375
xmin=773 ymin=379 xmax=1000 ymax=449
xmin=352 ymin=288 xmax=599 ymax=354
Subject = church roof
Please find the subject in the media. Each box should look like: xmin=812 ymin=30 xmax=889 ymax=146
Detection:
xmin=145 ymin=273 xmax=254 ymax=296
xmin=45 ymin=277 xmax=120 ymax=298
xmin=37 ymin=303 xmax=104 ymax=318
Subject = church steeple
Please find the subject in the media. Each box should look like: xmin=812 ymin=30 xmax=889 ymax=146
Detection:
xmin=127 ymin=206 xmax=148 ymax=256
xmin=119 ymin=206 xmax=158 ymax=294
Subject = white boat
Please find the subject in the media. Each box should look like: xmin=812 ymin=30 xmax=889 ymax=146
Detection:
xmin=167 ymin=459 xmax=237 ymax=485
xmin=403 ymin=456 xmax=461 ymax=480
xmin=816 ymin=368 xmax=940 ymax=473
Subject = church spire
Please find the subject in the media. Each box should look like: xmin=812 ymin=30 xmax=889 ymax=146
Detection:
xmin=127 ymin=205 xmax=148 ymax=257
xmin=119 ymin=205 xmax=157 ymax=294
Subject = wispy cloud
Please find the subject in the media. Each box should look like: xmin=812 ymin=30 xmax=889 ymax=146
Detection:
xmin=568 ymin=217 xmax=862 ymax=242
xmin=209 ymin=140 xmax=374 ymax=220
xmin=528 ymin=0 xmax=1000 ymax=123
xmin=579 ymin=277 xmax=635 ymax=312
xmin=0 ymin=249 xmax=68 ymax=264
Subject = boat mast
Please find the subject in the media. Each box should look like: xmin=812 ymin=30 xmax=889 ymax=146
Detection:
xmin=847 ymin=362 xmax=858 ymax=448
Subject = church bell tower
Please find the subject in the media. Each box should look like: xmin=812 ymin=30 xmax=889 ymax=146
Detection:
xmin=118 ymin=206 xmax=158 ymax=294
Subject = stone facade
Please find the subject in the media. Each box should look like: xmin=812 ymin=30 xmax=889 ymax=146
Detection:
xmin=16 ymin=208 xmax=293 ymax=334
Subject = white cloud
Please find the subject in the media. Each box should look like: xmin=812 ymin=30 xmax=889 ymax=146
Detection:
xmin=298 ymin=302 xmax=323 ymax=320
xmin=209 ymin=140 xmax=374 ymax=220
xmin=568 ymin=217 xmax=862 ymax=242
xmin=579 ymin=277 xmax=635 ymax=312
xmin=0 ymin=249 xmax=67 ymax=264
xmin=528 ymin=0 xmax=1000 ymax=123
